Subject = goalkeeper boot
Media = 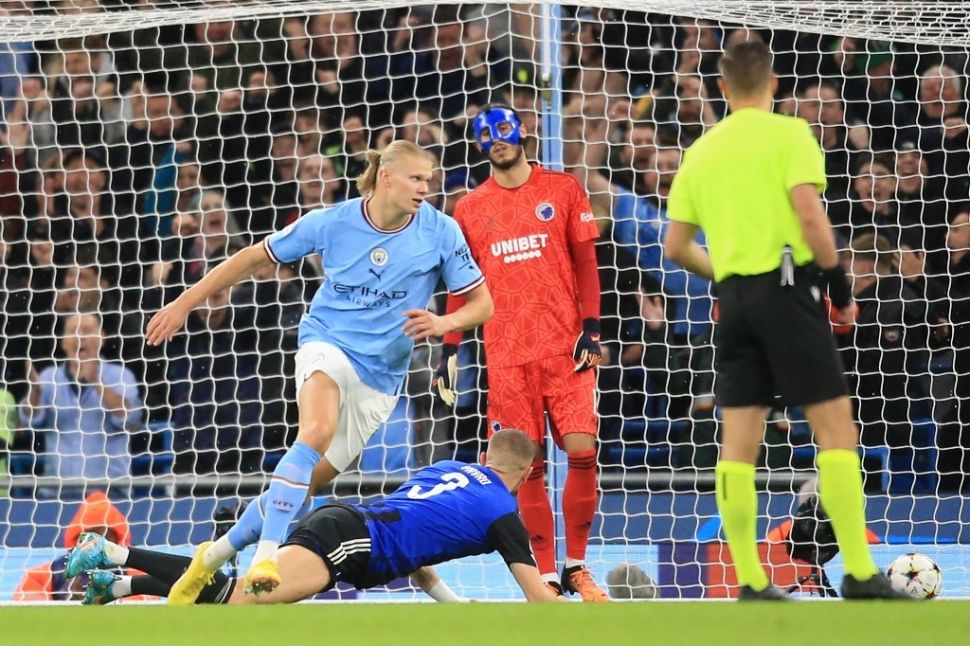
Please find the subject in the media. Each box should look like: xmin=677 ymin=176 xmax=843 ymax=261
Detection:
xmin=244 ymin=558 xmax=282 ymax=596
xmin=562 ymin=565 xmax=610 ymax=602
xmin=83 ymin=570 xmax=119 ymax=606
xmin=168 ymin=541 xmax=217 ymax=606
xmin=841 ymin=573 xmax=913 ymax=600
xmin=66 ymin=532 xmax=111 ymax=578
xmin=739 ymin=584 xmax=790 ymax=601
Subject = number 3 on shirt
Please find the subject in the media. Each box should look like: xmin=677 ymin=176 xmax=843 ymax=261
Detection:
xmin=406 ymin=472 xmax=470 ymax=499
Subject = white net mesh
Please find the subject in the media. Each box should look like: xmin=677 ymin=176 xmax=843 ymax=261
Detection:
xmin=1 ymin=1 xmax=969 ymax=601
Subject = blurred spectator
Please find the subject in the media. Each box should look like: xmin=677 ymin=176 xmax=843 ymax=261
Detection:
xmin=841 ymin=233 xmax=933 ymax=449
xmin=839 ymin=156 xmax=897 ymax=247
xmin=440 ymin=168 xmax=476 ymax=216
xmin=0 ymin=377 xmax=14 ymax=495
xmin=607 ymin=120 xmax=656 ymax=194
xmin=167 ymin=287 xmax=262 ymax=474
xmin=310 ymin=11 xmax=391 ymax=129
xmin=196 ymin=65 xmax=290 ymax=214
xmin=50 ymin=148 xmax=135 ymax=286
xmin=232 ymin=262 xmax=308 ymax=456
xmin=575 ymin=134 xmax=715 ymax=441
xmin=296 ymin=153 xmax=342 ymax=210
xmin=38 ymin=36 xmax=122 ymax=161
xmin=649 ymin=73 xmax=718 ymax=147
xmin=174 ymin=159 xmax=203 ymax=216
xmin=293 ymin=105 xmax=323 ymax=158
xmin=186 ymin=20 xmax=262 ymax=96
xmin=943 ymin=213 xmax=970 ymax=487
xmin=322 ymin=113 xmax=369 ymax=200
xmin=913 ymin=64 xmax=970 ymax=179
xmin=14 ymin=491 xmax=132 ymax=601
xmin=114 ymin=85 xmax=193 ymax=243
xmin=2 ymin=219 xmax=58 ymax=368
xmin=608 ymin=148 xmax=715 ymax=414
xmin=829 ymin=39 xmax=917 ymax=152
xmin=561 ymin=10 xmax=627 ymax=115
xmin=0 ymin=89 xmax=28 ymax=241
xmin=19 ymin=312 xmax=144 ymax=482
xmin=894 ymin=142 xmax=964 ymax=274
xmin=0 ymin=15 xmax=36 ymax=122
xmin=389 ymin=8 xmax=504 ymax=123
xmin=145 ymin=189 xmax=240 ymax=307
xmin=247 ymin=121 xmax=297 ymax=235
xmin=796 ymin=80 xmax=867 ymax=224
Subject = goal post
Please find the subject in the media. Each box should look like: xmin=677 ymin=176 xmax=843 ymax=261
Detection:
xmin=0 ymin=1 xmax=968 ymax=601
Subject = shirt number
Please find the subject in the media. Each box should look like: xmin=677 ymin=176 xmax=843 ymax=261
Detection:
xmin=406 ymin=472 xmax=470 ymax=499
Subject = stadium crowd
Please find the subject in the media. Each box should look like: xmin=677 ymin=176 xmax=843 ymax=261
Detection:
xmin=0 ymin=3 xmax=968 ymax=493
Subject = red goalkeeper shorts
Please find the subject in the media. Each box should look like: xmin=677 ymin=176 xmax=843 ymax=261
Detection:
xmin=486 ymin=354 xmax=597 ymax=447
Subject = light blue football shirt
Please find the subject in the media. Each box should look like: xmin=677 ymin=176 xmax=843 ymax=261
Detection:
xmin=265 ymin=198 xmax=484 ymax=395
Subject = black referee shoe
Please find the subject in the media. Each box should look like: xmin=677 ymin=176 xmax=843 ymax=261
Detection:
xmin=841 ymin=573 xmax=913 ymax=600
xmin=738 ymin=584 xmax=790 ymax=601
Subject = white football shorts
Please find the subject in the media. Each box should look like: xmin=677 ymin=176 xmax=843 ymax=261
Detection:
xmin=293 ymin=341 xmax=398 ymax=472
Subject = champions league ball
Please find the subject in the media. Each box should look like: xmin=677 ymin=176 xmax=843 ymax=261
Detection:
xmin=886 ymin=552 xmax=942 ymax=599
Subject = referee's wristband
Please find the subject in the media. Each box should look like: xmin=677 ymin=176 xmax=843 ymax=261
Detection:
xmin=820 ymin=265 xmax=852 ymax=309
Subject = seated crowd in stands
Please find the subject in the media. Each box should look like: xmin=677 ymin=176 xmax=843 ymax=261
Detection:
xmin=0 ymin=5 xmax=968 ymax=492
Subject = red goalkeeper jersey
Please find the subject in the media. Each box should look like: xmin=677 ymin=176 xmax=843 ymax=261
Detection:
xmin=454 ymin=165 xmax=599 ymax=368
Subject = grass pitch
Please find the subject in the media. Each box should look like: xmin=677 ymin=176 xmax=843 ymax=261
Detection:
xmin=5 ymin=601 xmax=969 ymax=646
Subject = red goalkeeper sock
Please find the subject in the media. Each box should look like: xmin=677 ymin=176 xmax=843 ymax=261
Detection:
xmin=564 ymin=449 xmax=598 ymax=562
xmin=516 ymin=459 xmax=557 ymax=576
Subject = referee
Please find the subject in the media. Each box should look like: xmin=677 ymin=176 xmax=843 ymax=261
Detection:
xmin=664 ymin=40 xmax=907 ymax=600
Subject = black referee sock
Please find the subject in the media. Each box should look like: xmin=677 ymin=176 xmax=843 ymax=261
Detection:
xmin=125 ymin=547 xmax=193 ymax=585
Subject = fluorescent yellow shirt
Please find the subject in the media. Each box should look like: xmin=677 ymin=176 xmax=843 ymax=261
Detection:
xmin=666 ymin=108 xmax=827 ymax=281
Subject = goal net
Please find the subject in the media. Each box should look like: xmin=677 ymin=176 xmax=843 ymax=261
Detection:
xmin=1 ymin=0 xmax=968 ymax=601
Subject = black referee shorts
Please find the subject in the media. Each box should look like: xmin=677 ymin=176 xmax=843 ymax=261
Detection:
xmin=715 ymin=264 xmax=849 ymax=408
xmin=281 ymin=504 xmax=372 ymax=591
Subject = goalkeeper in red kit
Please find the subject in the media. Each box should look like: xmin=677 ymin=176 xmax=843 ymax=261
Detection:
xmin=436 ymin=105 xmax=607 ymax=602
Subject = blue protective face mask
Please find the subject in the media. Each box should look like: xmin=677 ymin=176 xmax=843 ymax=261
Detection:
xmin=471 ymin=107 xmax=522 ymax=152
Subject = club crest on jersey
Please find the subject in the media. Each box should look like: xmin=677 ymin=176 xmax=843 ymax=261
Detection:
xmin=370 ymin=247 xmax=389 ymax=267
xmin=535 ymin=203 xmax=555 ymax=222
xmin=490 ymin=420 xmax=502 ymax=434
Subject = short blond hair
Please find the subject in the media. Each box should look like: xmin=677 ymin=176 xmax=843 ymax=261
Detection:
xmin=355 ymin=140 xmax=433 ymax=196
xmin=486 ymin=429 xmax=536 ymax=472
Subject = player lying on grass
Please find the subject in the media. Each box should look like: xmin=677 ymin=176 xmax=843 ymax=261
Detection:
xmin=68 ymin=429 xmax=559 ymax=604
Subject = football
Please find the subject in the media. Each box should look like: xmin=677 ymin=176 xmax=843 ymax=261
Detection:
xmin=886 ymin=552 xmax=943 ymax=599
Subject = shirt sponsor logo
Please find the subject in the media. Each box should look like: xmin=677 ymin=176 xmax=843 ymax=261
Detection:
xmin=332 ymin=283 xmax=408 ymax=308
xmin=535 ymin=202 xmax=555 ymax=222
xmin=490 ymin=233 xmax=549 ymax=264
xmin=370 ymin=247 xmax=389 ymax=266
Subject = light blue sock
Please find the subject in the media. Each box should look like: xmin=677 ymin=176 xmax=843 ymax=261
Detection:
xmin=227 ymin=491 xmax=313 ymax=552
xmin=259 ymin=441 xmax=320 ymax=545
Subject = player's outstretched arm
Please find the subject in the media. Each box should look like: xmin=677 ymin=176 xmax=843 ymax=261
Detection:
xmin=146 ymin=243 xmax=273 ymax=346
xmin=509 ymin=562 xmax=562 ymax=602
xmin=410 ymin=566 xmax=467 ymax=603
xmin=663 ymin=221 xmax=715 ymax=280
xmin=403 ymin=282 xmax=493 ymax=341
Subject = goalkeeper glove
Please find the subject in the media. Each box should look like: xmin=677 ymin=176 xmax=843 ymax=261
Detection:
xmin=432 ymin=344 xmax=459 ymax=406
xmin=573 ymin=318 xmax=602 ymax=373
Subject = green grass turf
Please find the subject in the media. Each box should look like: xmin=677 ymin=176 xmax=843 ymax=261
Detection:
xmin=5 ymin=601 xmax=969 ymax=646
